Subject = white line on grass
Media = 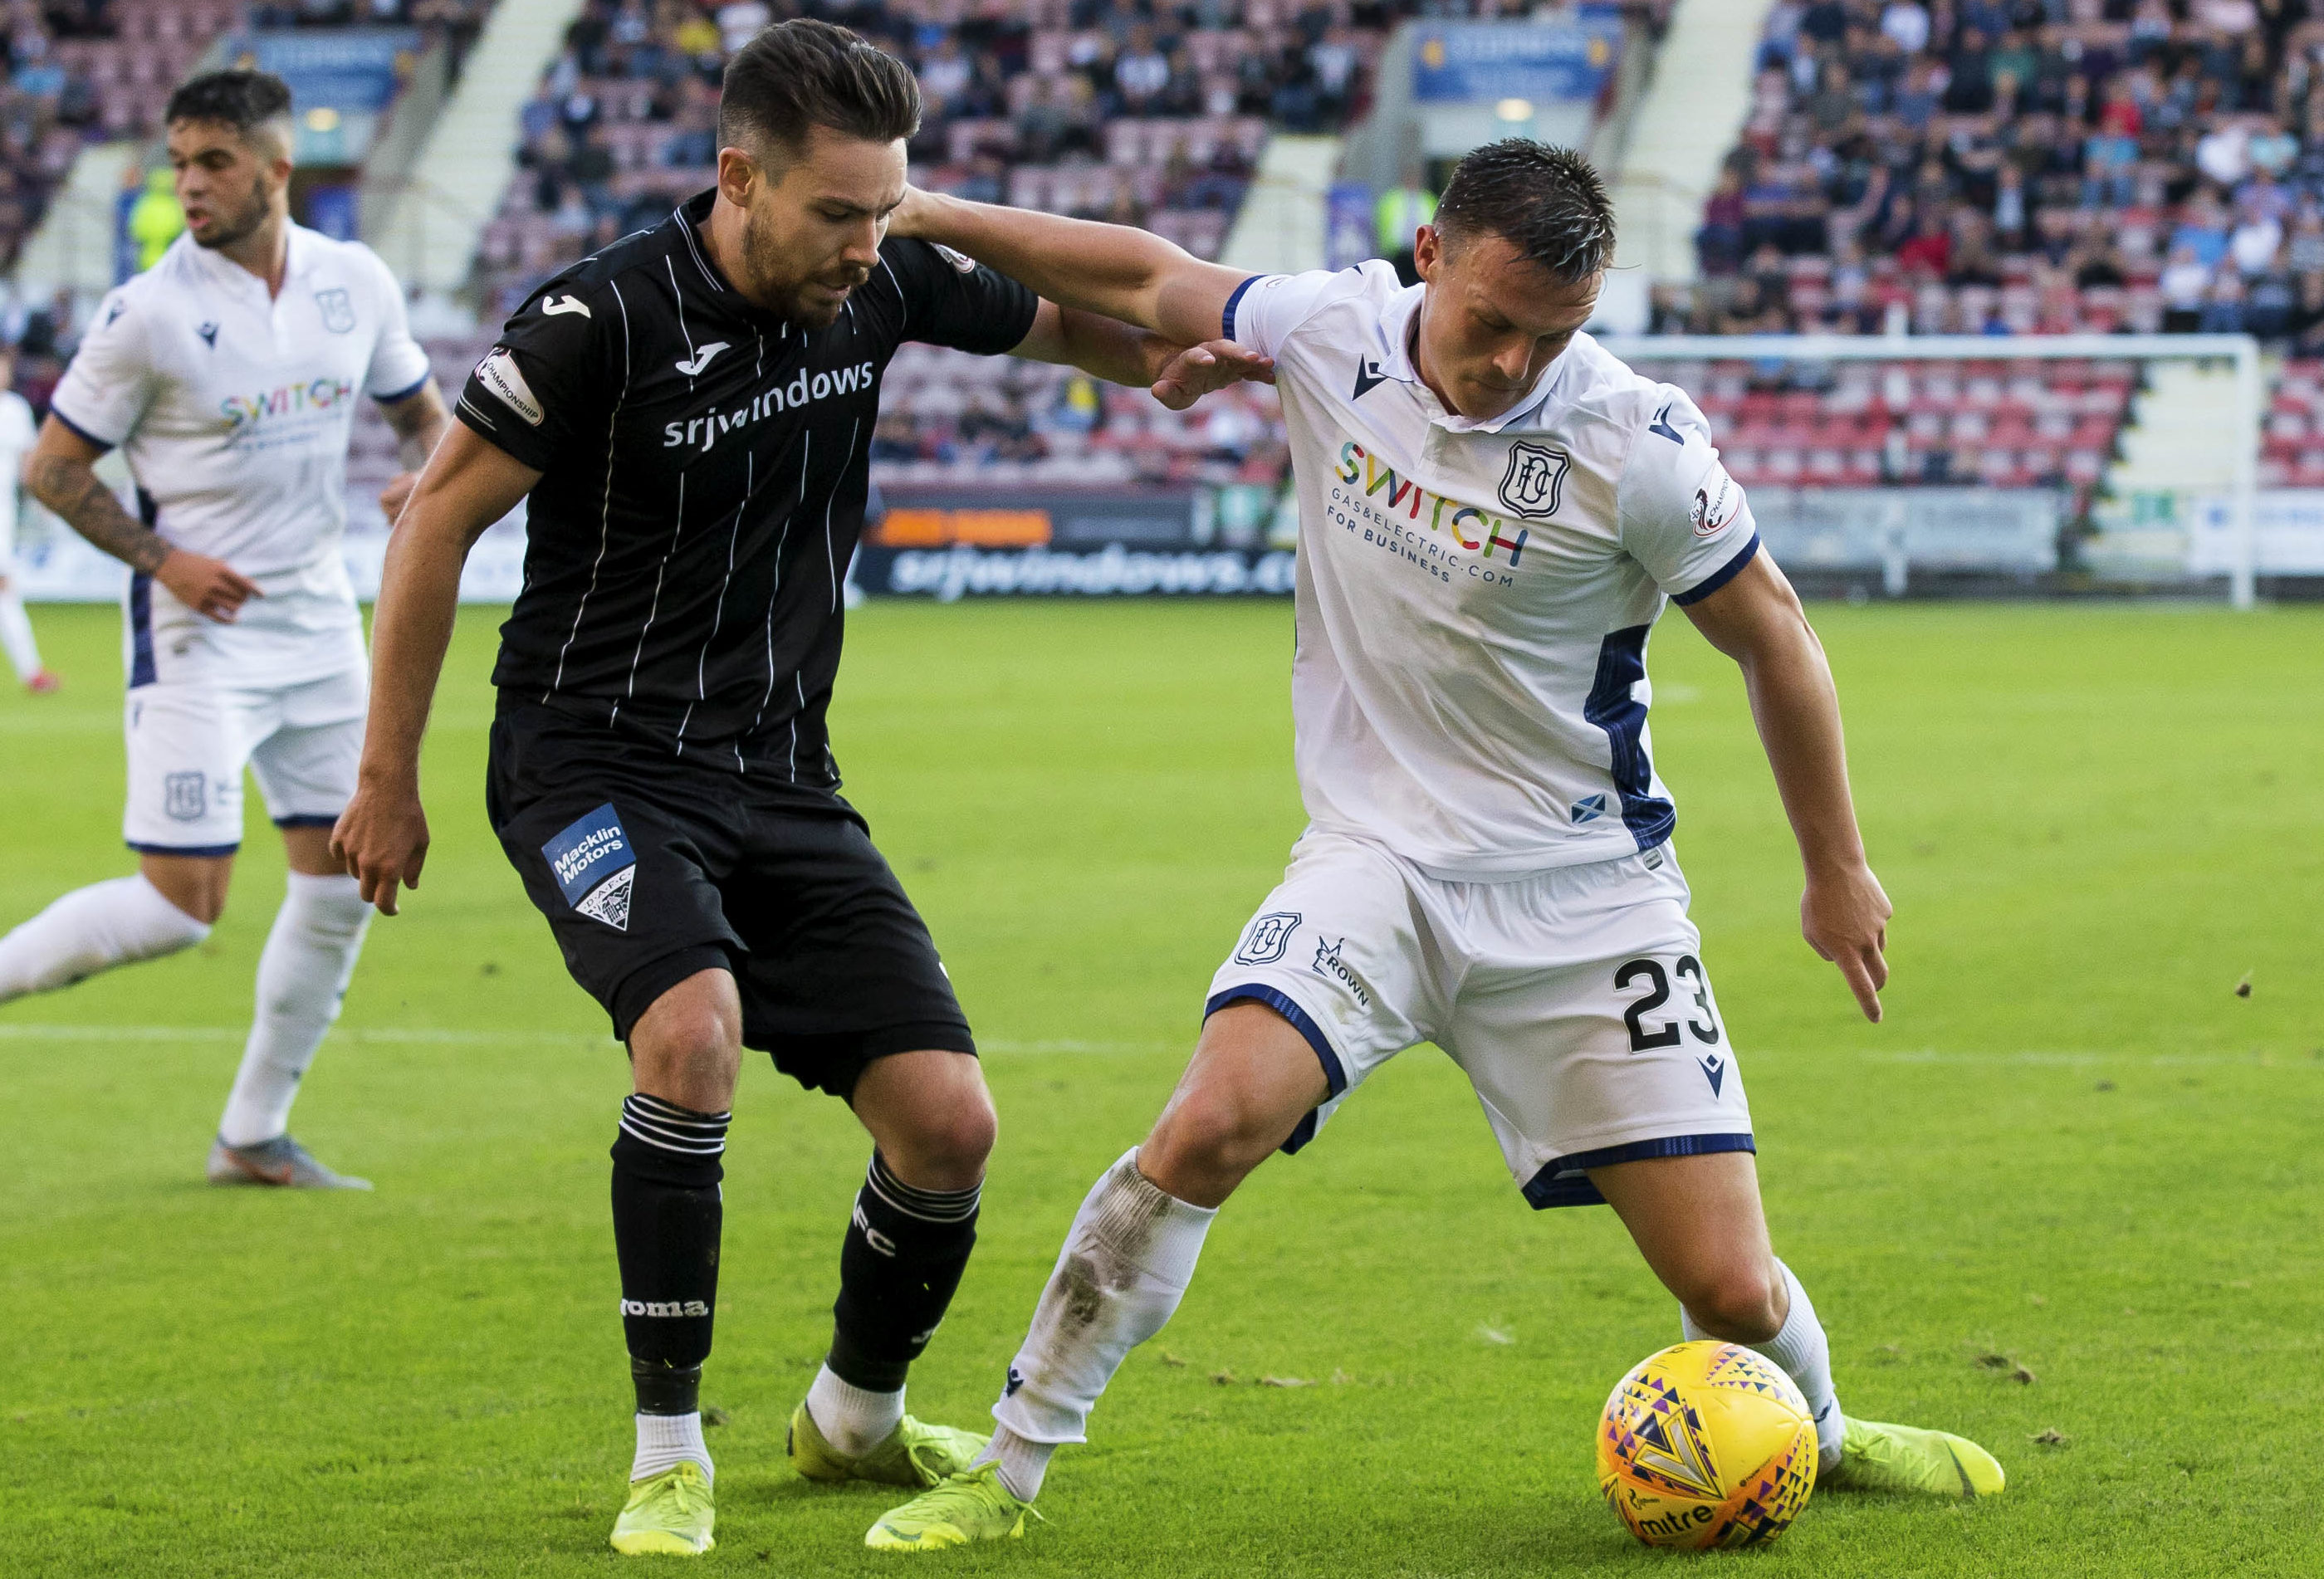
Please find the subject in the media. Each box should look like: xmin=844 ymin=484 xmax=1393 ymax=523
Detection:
xmin=1861 ymin=1049 xmax=2314 ymax=1068
xmin=0 ymin=1024 xmax=1174 ymax=1054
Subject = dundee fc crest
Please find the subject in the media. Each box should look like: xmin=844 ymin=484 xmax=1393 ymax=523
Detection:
xmin=315 ymin=287 xmax=356 ymax=334
xmin=1499 ymin=442 xmax=1570 ymax=519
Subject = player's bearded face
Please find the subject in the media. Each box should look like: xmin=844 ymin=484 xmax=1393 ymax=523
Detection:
xmin=1412 ymin=229 xmax=1602 ymax=422
xmin=169 ymin=120 xmax=286 ymax=252
xmin=738 ymin=131 xmax=908 ymax=330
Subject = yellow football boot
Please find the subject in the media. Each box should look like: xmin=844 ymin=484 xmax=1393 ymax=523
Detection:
xmin=866 ymin=1463 xmax=1034 ymax=1552
xmin=609 ymin=1460 xmax=715 ymax=1556
xmin=1824 ymin=1416 xmax=2006 ymax=1498
xmin=788 ymin=1401 xmax=987 ymax=1489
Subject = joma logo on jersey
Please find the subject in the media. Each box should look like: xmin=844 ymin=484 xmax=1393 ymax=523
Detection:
xmin=663 ymin=358 xmax=878 ymax=452
xmin=1334 ymin=441 xmax=1529 ymax=565
xmin=220 ymin=377 xmax=355 ymax=430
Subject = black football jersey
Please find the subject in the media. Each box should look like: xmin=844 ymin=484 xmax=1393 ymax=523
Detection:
xmin=457 ymin=189 xmax=1037 ymax=780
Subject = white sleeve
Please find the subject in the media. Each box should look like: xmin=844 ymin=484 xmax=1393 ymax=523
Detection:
xmin=1222 ymin=267 xmax=1353 ymax=359
xmin=361 ymin=248 xmax=433 ymax=402
xmin=48 ymin=289 xmax=157 ymax=449
xmin=1616 ymin=385 xmax=1761 ymax=605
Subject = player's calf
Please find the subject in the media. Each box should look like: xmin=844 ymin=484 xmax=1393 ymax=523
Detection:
xmin=0 ymin=873 xmax=212 ymax=1001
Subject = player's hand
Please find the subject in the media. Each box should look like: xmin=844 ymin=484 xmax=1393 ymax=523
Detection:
xmin=884 ymin=183 xmax=934 ymax=240
xmin=1149 ymin=340 xmax=1275 ymax=411
xmin=156 ymin=548 xmax=261 ymax=623
xmin=378 ymin=469 xmax=421 ymax=524
xmin=332 ymin=778 xmax=430 ymax=917
xmin=1802 ymin=862 xmax=1891 ymax=1022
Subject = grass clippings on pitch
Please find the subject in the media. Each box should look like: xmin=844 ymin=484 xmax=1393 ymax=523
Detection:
xmin=2 ymin=599 xmax=2319 ymax=1577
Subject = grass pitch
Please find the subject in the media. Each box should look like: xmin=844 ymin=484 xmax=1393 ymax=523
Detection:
xmin=2 ymin=598 xmax=2318 ymax=1577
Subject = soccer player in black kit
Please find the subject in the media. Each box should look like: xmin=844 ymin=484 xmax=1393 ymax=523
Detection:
xmin=331 ymin=20 xmax=1265 ymax=1557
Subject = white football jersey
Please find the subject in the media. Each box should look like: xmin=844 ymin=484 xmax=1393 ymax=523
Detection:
xmin=0 ymin=389 xmax=34 ymax=562
xmin=50 ymin=223 xmax=430 ymax=677
xmin=1227 ymin=262 xmax=1761 ymax=879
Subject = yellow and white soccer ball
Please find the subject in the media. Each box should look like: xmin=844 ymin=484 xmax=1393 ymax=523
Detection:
xmin=1596 ymin=1339 xmax=1818 ymax=1549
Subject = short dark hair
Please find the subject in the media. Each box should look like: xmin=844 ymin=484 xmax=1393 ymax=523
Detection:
xmin=718 ymin=19 xmax=921 ymax=161
xmin=1434 ymin=140 xmax=1615 ymax=283
xmin=166 ymin=69 xmax=295 ymax=142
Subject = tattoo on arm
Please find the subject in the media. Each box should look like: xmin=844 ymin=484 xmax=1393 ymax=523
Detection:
xmin=26 ymin=454 xmax=169 ymax=574
xmin=381 ymin=384 xmax=451 ymax=471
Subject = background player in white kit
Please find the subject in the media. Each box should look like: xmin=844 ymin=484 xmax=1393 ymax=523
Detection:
xmin=0 ymin=71 xmax=448 ymax=1188
xmin=864 ymin=142 xmax=2006 ymax=1549
xmin=0 ymin=345 xmax=59 ymax=693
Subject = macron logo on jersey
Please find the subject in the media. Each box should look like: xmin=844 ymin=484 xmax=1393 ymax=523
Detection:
xmin=475 ymin=348 xmax=545 ymax=428
xmin=1353 ymin=359 xmax=1391 ymax=401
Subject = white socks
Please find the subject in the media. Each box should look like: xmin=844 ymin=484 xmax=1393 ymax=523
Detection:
xmin=806 ymin=1363 xmax=904 ymax=1458
xmin=1682 ymin=1258 xmax=1844 ymax=1469
xmin=0 ymin=587 xmax=39 ymax=680
xmin=631 ymin=1410 xmax=711 ymax=1483
xmin=0 ymin=873 xmax=210 ymax=1001
xmin=218 ymin=873 xmax=372 ymax=1146
xmin=978 ymin=1148 xmax=1219 ymax=1502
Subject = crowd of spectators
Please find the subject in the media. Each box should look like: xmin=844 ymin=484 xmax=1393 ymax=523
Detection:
xmin=0 ymin=2 xmax=237 ymax=277
xmin=1678 ymin=0 xmax=2324 ymax=350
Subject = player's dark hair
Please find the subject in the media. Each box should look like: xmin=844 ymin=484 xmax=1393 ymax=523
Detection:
xmin=1434 ymin=140 xmax=1615 ymax=283
xmin=718 ymin=18 xmax=921 ymax=163
xmin=165 ymin=69 xmax=295 ymax=143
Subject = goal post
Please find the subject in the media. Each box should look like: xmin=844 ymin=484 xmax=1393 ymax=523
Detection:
xmin=1595 ymin=334 xmax=2266 ymax=609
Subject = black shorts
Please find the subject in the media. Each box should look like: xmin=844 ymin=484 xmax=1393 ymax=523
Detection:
xmin=487 ymin=700 xmax=974 ymax=1098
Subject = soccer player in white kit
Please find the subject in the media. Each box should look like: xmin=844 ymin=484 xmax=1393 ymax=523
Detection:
xmin=864 ymin=142 xmax=2005 ymax=1548
xmin=0 ymin=71 xmax=448 ymax=1188
xmin=0 ymin=346 xmax=58 ymax=692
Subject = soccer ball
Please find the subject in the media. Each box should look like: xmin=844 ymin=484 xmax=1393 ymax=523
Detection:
xmin=1596 ymin=1339 xmax=1818 ymax=1548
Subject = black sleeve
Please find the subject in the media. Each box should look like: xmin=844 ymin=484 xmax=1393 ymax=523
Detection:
xmin=882 ymin=237 xmax=1040 ymax=355
xmin=454 ymin=278 xmax=615 ymax=472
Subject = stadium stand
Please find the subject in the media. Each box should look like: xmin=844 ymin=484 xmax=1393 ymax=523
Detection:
xmin=1677 ymin=0 xmax=2324 ymax=345
xmin=0 ymin=2 xmax=239 ymax=271
xmin=1651 ymin=0 xmax=2324 ymax=508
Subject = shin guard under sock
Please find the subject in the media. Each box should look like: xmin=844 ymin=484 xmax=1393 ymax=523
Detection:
xmin=611 ymin=1094 xmax=729 ymax=1413
xmin=826 ymin=1150 xmax=981 ymax=1392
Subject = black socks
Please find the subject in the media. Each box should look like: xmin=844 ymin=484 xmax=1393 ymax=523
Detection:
xmin=611 ymin=1093 xmax=731 ymax=1415
xmin=827 ymin=1150 xmax=981 ymax=1391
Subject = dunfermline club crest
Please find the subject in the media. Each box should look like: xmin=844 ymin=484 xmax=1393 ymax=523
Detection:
xmin=1499 ymin=442 xmax=1570 ymax=518
xmin=315 ymin=287 xmax=356 ymax=333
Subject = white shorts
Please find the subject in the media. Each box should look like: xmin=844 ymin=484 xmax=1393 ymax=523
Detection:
xmin=122 ymin=664 xmax=368 ymax=854
xmin=1206 ymin=830 xmax=1753 ymax=1208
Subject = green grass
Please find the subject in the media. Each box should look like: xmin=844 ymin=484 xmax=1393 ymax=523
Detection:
xmin=2 ymin=599 xmax=2319 ymax=1577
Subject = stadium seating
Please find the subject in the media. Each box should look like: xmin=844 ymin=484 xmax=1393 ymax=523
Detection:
xmin=1678 ymin=0 xmax=2324 ymax=352
xmin=1658 ymin=355 xmax=2134 ymax=502
xmin=0 ymin=1 xmax=242 ymax=271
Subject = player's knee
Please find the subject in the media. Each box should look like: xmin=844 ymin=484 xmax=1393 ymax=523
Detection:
xmin=889 ymin=1089 xmax=996 ymax=1190
xmin=1684 ymin=1261 xmax=1786 ymax=1344
xmin=1147 ymin=1086 xmax=1280 ymax=1190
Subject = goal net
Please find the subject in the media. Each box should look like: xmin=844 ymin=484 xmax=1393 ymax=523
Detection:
xmin=1597 ymin=335 xmax=2269 ymax=608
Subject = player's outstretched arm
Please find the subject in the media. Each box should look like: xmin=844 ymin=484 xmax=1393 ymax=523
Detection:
xmin=889 ymin=187 xmax=1250 ymax=350
xmin=1010 ymin=301 xmax=1272 ymax=412
xmin=1680 ymin=552 xmax=1892 ymax=1022
xmin=23 ymin=416 xmax=260 ymax=622
xmin=333 ymin=424 xmax=540 ymax=916
xmin=374 ymin=380 xmax=453 ymax=524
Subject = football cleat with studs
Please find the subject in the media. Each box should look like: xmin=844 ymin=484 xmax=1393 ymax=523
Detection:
xmin=1823 ymin=1416 xmax=2005 ymax=1498
xmin=205 ymin=1133 xmax=372 ymax=1190
xmin=609 ymin=1460 xmax=715 ymax=1557
xmin=865 ymin=1462 xmax=1035 ymax=1552
xmin=789 ymin=1401 xmax=988 ymax=1489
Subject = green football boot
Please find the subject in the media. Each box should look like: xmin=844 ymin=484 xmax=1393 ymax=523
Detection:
xmin=788 ymin=1401 xmax=988 ymax=1489
xmin=1823 ymin=1416 xmax=2006 ymax=1498
xmin=866 ymin=1463 xmax=1034 ymax=1552
xmin=609 ymin=1460 xmax=715 ymax=1556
